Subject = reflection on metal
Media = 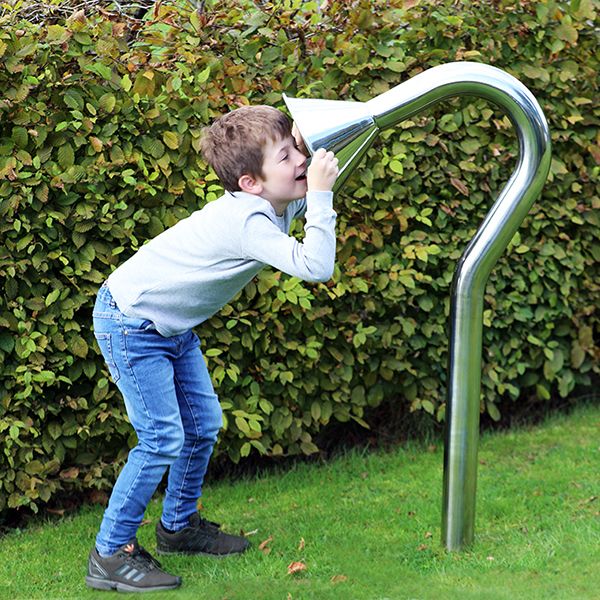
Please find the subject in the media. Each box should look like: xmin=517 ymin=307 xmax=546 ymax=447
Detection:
xmin=284 ymin=62 xmax=551 ymax=551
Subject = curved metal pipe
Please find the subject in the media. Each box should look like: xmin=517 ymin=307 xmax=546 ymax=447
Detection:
xmin=368 ymin=62 xmax=551 ymax=549
xmin=284 ymin=61 xmax=551 ymax=550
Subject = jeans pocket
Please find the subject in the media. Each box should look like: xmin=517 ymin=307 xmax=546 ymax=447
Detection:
xmin=95 ymin=332 xmax=121 ymax=383
xmin=122 ymin=315 xmax=156 ymax=332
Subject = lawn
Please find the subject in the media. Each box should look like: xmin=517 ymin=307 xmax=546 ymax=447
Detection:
xmin=0 ymin=403 xmax=598 ymax=599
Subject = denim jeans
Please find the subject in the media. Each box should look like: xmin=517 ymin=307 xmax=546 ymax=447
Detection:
xmin=92 ymin=284 xmax=223 ymax=556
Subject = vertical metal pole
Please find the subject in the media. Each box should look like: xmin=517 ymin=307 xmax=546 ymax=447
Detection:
xmin=284 ymin=62 xmax=552 ymax=550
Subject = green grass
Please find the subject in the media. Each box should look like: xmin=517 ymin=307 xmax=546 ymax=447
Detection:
xmin=1 ymin=404 xmax=599 ymax=599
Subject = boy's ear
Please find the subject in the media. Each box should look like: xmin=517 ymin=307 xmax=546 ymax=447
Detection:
xmin=238 ymin=173 xmax=263 ymax=195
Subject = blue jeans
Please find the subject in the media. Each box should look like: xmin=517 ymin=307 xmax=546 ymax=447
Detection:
xmin=92 ymin=284 xmax=223 ymax=556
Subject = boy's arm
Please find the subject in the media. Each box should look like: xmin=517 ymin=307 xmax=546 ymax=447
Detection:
xmin=243 ymin=149 xmax=339 ymax=282
xmin=242 ymin=190 xmax=336 ymax=282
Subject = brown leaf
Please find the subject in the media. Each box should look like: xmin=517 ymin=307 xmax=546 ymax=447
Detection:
xmin=59 ymin=467 xmax=79 ymax=480
xmin=450 ymin=177 xmax=469 ymax=196
xmin=112 ymin=22 xmax=126 ymax=38
xmin=287 ymin=561 xmax=307 ymax=575
xmin=297 ymin=537 xmax=305 ymax=551
xmin=259 ymin=535 xmax=273 ymax=554
xmin=331 ymin=574 xmax=348 ymax=584
xmin=417 ymin=544 xmax=428 ymax=551
xmin=89 ymin=490 xmax=108 ymax=505
xmin=67 ymin=9 xmax=86 ymax=23
xmin=90 ymin=137 xmax=103 ymax=153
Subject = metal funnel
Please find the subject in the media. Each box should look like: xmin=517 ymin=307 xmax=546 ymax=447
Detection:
xmin=282 ymin=95 xmax=378 ymax=191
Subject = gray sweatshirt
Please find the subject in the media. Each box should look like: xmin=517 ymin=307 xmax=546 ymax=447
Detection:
xmin=107 ymin=190 xmax=336 ymax=337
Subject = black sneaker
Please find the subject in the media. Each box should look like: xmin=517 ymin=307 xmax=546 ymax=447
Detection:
xmin=86 ymin=539 xmax=182 ymax=592
xmin=156 ymin=513 xmax=250 ymax=556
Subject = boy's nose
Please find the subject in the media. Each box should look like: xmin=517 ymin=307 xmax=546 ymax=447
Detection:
xmin=296 ymin=149 xmax=307 ymax=167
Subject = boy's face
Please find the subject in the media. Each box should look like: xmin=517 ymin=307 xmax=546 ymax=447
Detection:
xmin=252 ymin=135 xmax=308 ymax=205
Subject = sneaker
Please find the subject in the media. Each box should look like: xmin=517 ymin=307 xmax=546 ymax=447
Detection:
xmin=86 ymin=539 xmax=182 ymax=592
xmin=156 ymin=513 xmax=250 ymax=556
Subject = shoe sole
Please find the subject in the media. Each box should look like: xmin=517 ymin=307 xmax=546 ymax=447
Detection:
xmin=156 ymin=545 xmax=249 ymax=557
xmin=85 ymin=575 xmax=181 ymax=592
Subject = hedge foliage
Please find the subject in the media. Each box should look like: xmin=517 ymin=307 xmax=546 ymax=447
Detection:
xmin=0 ymin=0 xmax=598 ymax=515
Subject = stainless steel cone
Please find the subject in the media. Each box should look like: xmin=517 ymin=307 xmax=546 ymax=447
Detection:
xmin=282 ymin=95 xmax=379 ymax=192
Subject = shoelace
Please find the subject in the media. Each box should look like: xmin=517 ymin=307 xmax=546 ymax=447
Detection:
xmin=125 ymin=545 xmax=162 ymax=572
xmin=197 ymin=517 xmax=220 ymax=533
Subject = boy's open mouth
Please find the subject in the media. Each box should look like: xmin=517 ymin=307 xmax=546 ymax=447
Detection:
xmin=295 ymin=172 xmax=307 ymax=181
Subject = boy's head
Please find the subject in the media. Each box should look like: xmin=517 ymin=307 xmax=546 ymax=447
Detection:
xmin=201 ymin=105 xmax=293 ymax=193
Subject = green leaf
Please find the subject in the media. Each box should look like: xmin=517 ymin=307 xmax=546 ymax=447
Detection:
xmin=487 ymin=402 xmax=501 ymax=422
xmin=240 ymin=442 xmax=251 ymax=457
xmin=163 ymin=132 xmax=179 ymax=150
xmin=310 ymin=402 xmax=321 ymax=421
xmin=57 ymin=144 xmax=74 ymax=169
xmin=71 ymin=336 xmax=88 ymax=358
xmin=205 ymin=348 xmax=223 ymax=357
xmin=11 ymin=127 xmax=28 ymax=148
xmin=235 ymin=417 xmax=250 ymax=435
xmin=121 ymin=74 xmax=132 ymax=92
xmin=84 ymin=62 xmax=114 ymax=81
xmin=389 ymin=159 xmax=403 ymax=174
xmin=99 ymin=93 xmax=116 ymax=113
xmin=32 ymin=371 xmax=56 ymax=383
xmin=554 ymin=22 xmax=578 ymax=44
xmin=25 ymin=460 xmax=44 ymax=475
xmin=520 ymin=64 xmax=550 ymax=82
xmin=45 ymin=25 xmax=70 ymax=44
xmin=0 ymin=332 xmax=15 ymax=353
xmin=300 ymin=441 xmax=319 ymax=455
xmin=386 ymin=61 xmax=406 ymax=73
xmin=48 ymin=422 xmax=62 ymax=440
xmin=64 ymin=90 xmax=84 ymax=110
xmin=45 ymin=289 xmax=61 ymax=306
xmin=197 ymin=66 xmax=211 ymax=83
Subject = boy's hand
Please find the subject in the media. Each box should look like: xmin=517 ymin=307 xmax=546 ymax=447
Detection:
xmin=307 ymin=148 xmax=339 ymax=192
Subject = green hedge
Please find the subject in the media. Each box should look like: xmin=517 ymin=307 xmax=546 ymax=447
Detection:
xmin=0 ymin=0 xmax=598 ymax=515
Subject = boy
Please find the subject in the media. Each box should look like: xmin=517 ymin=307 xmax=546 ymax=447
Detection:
xmin=86 ymin=105 xmax=339 ymax=592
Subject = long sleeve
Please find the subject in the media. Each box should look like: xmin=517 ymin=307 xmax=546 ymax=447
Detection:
xmin=107 ymin=191 xmax=336 ymax=336
xmin=241 ymin=191 xmax=337 ymax=282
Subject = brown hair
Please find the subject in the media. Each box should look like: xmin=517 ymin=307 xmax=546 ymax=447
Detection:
xmin=200 ymin=105 xmax=292 ymax=192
